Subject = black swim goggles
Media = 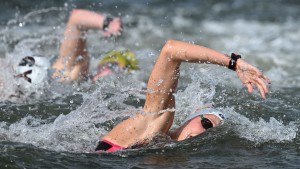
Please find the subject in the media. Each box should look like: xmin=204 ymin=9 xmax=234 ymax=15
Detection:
xmin=14 ymin=56 xmax=35 ymax=83
xmin=200 ymin=114 xmax=213 ymax=130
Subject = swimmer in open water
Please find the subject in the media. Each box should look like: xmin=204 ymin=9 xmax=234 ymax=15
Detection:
xmin=2 ymin=9 xmax=138 ymax=100
xmin=52 ymin=9 xmax=138 ymax=83
xmin=95 ymin=40 xmax=271 ymax=153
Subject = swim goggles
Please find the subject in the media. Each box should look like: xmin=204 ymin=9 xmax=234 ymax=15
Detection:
xmin=183 ymin=107 xmax=225 ymax=129
xmin=14 ymin=56 xmax=35 ymax=83
xmin=200 ymin=114 xmax=213 ymax=130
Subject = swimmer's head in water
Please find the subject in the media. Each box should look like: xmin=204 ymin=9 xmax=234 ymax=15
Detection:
xmin=183 ymin=107 xmax=225 ymax=125
xmin=176 ymin=107 xmax=225 ymax=141
xmin=14 ymin=56 xmax=50 ymax=85
xmin=93 ymin=50 xmax=139 ymax=81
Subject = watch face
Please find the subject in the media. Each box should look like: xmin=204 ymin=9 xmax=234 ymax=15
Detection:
xmin=228 ymin=53 xmax=241 ymax=71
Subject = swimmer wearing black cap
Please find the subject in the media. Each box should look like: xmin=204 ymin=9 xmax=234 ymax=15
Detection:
xmin=95 ymin=40 xmax=271 ymax=153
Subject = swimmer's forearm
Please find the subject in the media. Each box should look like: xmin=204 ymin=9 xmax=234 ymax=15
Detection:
xmin=68 ymin=9 xmax=106 ymax=30
xmin=163 ymin=40 xmax=231 ymax=67
xmin=162 ymin=40 xmax=271 ymax=99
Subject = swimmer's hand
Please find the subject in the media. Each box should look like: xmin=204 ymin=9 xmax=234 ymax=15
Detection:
xmin=235 ymin=59 xmax=271 ymax=99
xmin=103 ymin=17 xmax=123 ymax=37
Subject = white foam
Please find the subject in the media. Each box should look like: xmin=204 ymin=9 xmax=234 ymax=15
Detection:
xmin=0 ymin=76 xmax=145 ymax=153
xmin=1 ymin=6 xmax=299 ymax=153
xmin=227 ymin=108 xmax=298 ymax=143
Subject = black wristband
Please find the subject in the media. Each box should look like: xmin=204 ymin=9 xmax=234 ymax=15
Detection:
xmin=103 ymin=16 xmax=113 ymax=31
xmin=228 ymin=53 xmax=241 ymax=71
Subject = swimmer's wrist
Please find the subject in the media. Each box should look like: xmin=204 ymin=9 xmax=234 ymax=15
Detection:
xmin=103 ymin=16 xmax=113 ymax=31
xmin=227 ymin=53 xmax=241 ymax=71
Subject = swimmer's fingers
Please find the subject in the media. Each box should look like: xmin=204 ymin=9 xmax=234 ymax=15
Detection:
xmin=262 ymin=74 xmax=271 ymax=84
xmin=102 ymin=29 xmax=122 ymax=38
xmin=103 ymin=31 xmax=122 ymax=38
xmin=256 ymin=77 xmax=269 ymax=94
xmin=245 ymin=83 xmax=254 ymax=93
xmin=103 ymin=17 xmax=122 ymax=37
xmin=236 ymin=59 xmax=271 ymax=99
xmin=111 ymin=30 xmax=122 ymax=37
xmin=252 ymin=78 xmax=268 ymax=99
xmin=252 ymin=72 xmax=271 ymax=99
xmin=245 ymin=76 xmax=269 ymax=99
xmin=244 ymin=81 xmax=265 ymax=99
xmin=256 ymin=82 xmax=267 ymax=99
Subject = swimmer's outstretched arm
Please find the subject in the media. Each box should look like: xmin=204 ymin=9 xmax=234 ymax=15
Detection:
xmin=144 ymin=40 xmax=271 ymax=113
xmin=52 ymin=9 xmax=122 ymax=82
xmin=101 ymin=40 xmax=271 ymax=148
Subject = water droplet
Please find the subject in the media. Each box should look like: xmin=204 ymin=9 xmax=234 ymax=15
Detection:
xmin=157 ymin=79 xmax=163 ymax=86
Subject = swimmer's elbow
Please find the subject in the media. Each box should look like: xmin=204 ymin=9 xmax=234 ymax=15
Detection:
xmin=70 ymin=9 xmax=79 ymax=19
xmin=161 ymin=40 xmax=175 ymax=59
xmin=68 ymin=9 xmax=84 ymax=26
xmin=161 ymin=40 xmax=181 ymax=62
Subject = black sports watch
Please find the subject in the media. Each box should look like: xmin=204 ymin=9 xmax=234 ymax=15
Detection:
xmin=228 ymin=53 xmax=241 ymax=71
xmin=103 ymin=16 xmax=113 ymax=31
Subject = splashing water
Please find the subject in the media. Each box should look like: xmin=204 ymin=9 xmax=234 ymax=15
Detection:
xmin=1 ymin=1 xmax=300 ymax=168
xmin=0 ymin=75 xmax=146 ymax=153
xmin=227 ymin=107 xmax=298 ymax=144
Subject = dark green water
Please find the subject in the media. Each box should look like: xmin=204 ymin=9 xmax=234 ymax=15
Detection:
xmin=1 ymin=0 xmax=300 ymax=168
